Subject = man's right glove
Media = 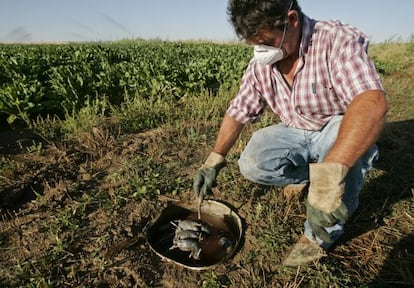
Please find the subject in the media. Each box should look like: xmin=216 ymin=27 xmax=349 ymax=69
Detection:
xmin=306 ymin=162 xmax=349 ymax=243
xmin=193 ymin=152 xmax=226 ymax=200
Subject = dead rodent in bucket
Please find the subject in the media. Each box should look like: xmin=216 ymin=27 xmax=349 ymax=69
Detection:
xmin=169 ymin=219 xmax=233 ymax=261
xmin=146 ymin=200 xmax=243 ymax=270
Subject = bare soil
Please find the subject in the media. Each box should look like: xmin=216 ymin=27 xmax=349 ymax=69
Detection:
xmin=0 ymin=119 xmax=413 ymax=287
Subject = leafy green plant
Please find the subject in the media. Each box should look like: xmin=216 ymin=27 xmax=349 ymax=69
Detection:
xmin=0 ymin=41 xmax=251 ymax=125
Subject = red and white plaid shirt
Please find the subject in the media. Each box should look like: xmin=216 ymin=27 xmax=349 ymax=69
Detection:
xmin=227 ymin=15 xmax=384 ymax=131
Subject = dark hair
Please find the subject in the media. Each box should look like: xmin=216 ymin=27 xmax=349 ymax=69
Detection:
xmin=227 ymin=0 xmax=303 ymax=40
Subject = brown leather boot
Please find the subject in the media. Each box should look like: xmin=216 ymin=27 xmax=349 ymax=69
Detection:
xmin=282 ymin=235 xmax=326 ymax=267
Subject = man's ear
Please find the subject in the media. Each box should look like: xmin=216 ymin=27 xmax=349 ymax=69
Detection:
xmin=287 ymin=10 xmax=299 ymax=27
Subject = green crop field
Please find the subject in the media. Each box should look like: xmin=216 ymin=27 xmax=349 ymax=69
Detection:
xmin=0 ymin=40 xmax=413 ymax=287
xmin=0 ymin=41 xmax=251 ymax=125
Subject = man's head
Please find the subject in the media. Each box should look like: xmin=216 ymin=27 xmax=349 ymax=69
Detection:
xmin=227 ymin=0 xmax=303 ymax=42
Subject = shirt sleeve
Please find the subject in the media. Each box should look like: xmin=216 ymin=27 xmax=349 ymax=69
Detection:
xmin=226 ymin=60 xmax=267 ymax=123
xmin=329 ymin=27 xmax=384 ymax=104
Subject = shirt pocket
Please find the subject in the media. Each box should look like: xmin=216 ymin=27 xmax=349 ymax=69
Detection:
xmin=310 ymin=78 xmax=340 ymax=115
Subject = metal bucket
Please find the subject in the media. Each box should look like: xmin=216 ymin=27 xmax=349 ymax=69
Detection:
xmin=146 ymin=199 xmax=243 ymax=270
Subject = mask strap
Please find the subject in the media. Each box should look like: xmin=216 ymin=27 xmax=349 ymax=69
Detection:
xmin=287 ymin=0 xmax=294 ymax=12
xmin=280 ymin=1 xmax=294 ymax=31
xmin=278 ymin=22 xmax=287 ymax=49
xmin=278 ymin=1 xmax=292 ymax=49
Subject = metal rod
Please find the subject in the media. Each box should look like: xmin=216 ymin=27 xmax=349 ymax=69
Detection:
xmin=197 ymin=196 xmax=203 ymax=220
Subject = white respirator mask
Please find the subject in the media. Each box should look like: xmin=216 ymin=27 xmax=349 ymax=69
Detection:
xmin=253 ymin=0 xmax=292 ymax=65
xmin=253 ymin=22 xmax=287 ymax=65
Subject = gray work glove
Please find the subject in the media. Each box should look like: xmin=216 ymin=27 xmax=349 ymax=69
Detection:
xmin=193 ymin=152 xmax=226 ymax=200
xmin=306 ymin=162 xmax=349 ymax=243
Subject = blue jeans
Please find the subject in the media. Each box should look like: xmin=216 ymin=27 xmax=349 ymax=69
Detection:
xmin=238 ymin=116 xmax=378 ymax=248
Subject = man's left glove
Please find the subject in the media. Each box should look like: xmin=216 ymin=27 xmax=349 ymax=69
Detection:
xmin=306 ymin=162 xmax=349 ymax=243
xmin=193 ymin=152 xmax=226 ymax=200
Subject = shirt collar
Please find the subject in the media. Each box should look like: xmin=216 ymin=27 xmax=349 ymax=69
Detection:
xmin=299 ymin=14 xmax=315 ymax=57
